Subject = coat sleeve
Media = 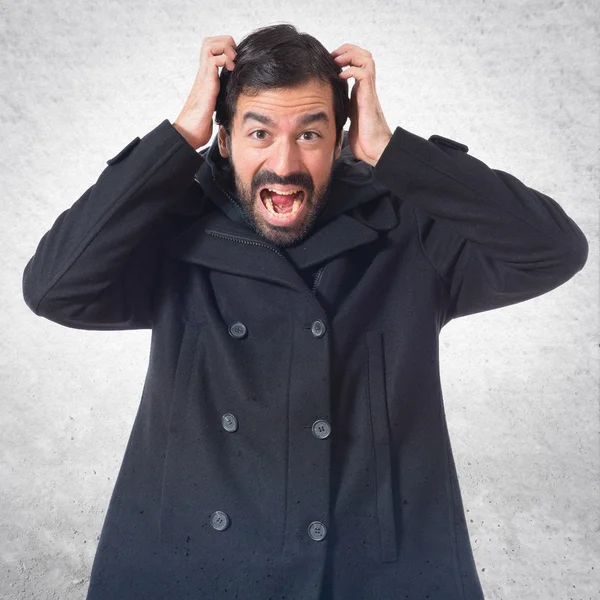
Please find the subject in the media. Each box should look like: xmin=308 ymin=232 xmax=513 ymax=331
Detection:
xmin=372 ymin=127 xmax=589 ymax=323
xmin=22 ymin=119 xmax=204 ymax=331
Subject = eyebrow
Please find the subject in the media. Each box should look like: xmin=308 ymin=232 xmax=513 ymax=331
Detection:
xmin=241 ymin=111 xmax=330 ymax=128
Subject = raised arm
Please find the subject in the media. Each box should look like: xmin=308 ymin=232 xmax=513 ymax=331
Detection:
xmin=331 ymin=42 xmax=588 ymax=323
xmin=373 ymin=129 xmax=589 ymax=322
xmin=22 ymin=123 xmax=202 ymax=330
xmin=22 ymin=35 xmax=239 ymax=330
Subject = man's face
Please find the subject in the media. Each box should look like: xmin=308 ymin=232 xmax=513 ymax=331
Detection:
xmin=217 ymin=78 xmax=343 ymax=247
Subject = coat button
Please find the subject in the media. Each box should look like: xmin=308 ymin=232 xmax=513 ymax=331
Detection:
xmin=311 ymin=320 xmax=326 ymax=338
xmin=222 ymin=413 xmax=238 ymax=432
xmin=312 ymin=419 xmax=331 ymax=439
xmin=308 ymin=521 xmax=327 ymax=541
xmin=211 ymin=511 xmax=230 ymax=531
xmin=229 ymin=321 xmax=247 ymax=339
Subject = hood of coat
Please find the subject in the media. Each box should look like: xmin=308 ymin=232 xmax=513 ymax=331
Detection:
xmin=166 ymin=129 xmax=399 ymax=280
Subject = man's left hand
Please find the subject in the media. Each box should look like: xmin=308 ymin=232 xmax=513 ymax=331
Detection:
xmin=331 ymin=44 xmax=393 ymax=167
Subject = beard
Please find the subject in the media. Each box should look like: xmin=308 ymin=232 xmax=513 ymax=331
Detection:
xmin=226 ymin=158 xmax=335 ymax=249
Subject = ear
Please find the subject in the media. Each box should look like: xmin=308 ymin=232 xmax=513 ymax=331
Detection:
xmin=217 ymin=126 xmax=231 ymax=158
xmin=334 ymin=132 xmax=343 ymax=161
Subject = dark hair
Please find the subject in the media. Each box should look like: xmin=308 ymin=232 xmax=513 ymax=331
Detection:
xmin=214 ymin=23 xmax=349 ymax=148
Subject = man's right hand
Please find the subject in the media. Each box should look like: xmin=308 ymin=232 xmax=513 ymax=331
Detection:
xmin=173 ymin=36 xmax=237 ymax=150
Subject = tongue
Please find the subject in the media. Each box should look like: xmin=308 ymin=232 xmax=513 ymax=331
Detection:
xmin=271 ymin=192 xmax=295 ymax=214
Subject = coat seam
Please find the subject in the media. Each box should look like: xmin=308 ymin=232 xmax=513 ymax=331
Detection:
xmin=444 ymin=428 xmax=468 ymax=600
xmin=412 ymin=204 xmax=454 ymax=308
xmin=365 ymin=334 xmax=382 ymax=562
xmin=159 ymin=322 xmax=202 ymax=544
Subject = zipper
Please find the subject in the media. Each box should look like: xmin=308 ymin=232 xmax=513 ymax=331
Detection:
xmin=207 ymin=174 xmax=286 ymax=255
xmin=205 ymin=229 xmax=286 ymax=257
xmin=194 ymin=171 xmax=249 ymax=218
xmin=312 ymin=266 xmax=325 ymax=293
xmin=196 ymin=173 xmax=284 ymax=257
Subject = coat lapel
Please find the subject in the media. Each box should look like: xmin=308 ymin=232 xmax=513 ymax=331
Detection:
xmin=166 ymin=209 xmax=309 ymax=294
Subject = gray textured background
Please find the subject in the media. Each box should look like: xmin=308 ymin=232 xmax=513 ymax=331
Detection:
xmin=2 ymin=0 xmax=599 ymax=598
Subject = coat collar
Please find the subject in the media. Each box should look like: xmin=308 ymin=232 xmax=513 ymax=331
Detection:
xmin=166 ymin=130 xmax=398 ymax=294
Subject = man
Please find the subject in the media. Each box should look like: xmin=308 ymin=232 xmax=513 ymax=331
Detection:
xmin=22 ymin=23 xmax=588 ymax=600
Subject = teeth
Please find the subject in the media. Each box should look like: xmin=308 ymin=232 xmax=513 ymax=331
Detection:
xmin=263 ymin=190 xmax=304 ymax=218
xmin=267 ymin=188 xmax=301 ymax=195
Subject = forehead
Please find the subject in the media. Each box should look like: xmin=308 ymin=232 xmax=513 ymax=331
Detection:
xmin=235 ymin=79 xmax=334 ymax=126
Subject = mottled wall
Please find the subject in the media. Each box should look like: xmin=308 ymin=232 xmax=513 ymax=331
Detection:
xmin=2 ymin=0 xmax=598 ymax=598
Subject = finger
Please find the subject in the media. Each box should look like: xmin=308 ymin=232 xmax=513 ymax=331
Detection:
xmin=333 ymin=53 xmax=370 ymax=67
xmin=331 ymin=43 xmax=363 ymax=57
xmin=204 ymin=42 xmax=236 ymax=70
xmin=334 ymin=52 xmax=374 ymax=72
xmin=339 ymin=66 xmax=372 ymax=82
xmin=205 ymin=38 xmax=237 ymax=60
xmin=207 ymin=42 xmax=231 ymax=57
xmin=211 ymin=54 xmax=235 ymax=71
xmin=204 ymin=35 xmax=237 ymax=49
xmin=331 ymin=45 xmax=371 ymax=61
xmin=223 ymin=46 xmax=237 ymax=64
xmin=333 ymin=53 xmax=352 ymax=65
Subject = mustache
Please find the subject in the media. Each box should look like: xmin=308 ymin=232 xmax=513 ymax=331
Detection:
xmin=253 ymin=174 xmax=314 ymax=193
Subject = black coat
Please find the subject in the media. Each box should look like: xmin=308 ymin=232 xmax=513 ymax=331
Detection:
xmin=22 ymin=119 xmax=588 ymax=599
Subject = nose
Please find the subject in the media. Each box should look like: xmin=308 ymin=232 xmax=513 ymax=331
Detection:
xmin=266 ymin=138 xmax=303 ymax=181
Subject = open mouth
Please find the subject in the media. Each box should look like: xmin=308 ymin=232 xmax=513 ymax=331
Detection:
xmin=259 ymin=188 xmax=306 ymax=219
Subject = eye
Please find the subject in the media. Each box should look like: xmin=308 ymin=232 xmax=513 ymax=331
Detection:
xmin=250 ymin=130 xmax=268 ymax=140
xmin=249 ymin=130 xmax=322 ymax=141
xmin=301 ymin=131 xmax=321 ymax=141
